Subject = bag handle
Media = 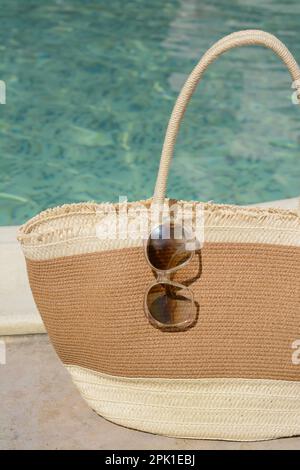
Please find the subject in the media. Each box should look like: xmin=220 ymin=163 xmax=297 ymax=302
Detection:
xmin=153 ymin=30 xmax=300 ymax=209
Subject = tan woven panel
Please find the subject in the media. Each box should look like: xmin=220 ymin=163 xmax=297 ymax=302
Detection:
xmin=26 ymin=243 xmax=300 ymax=381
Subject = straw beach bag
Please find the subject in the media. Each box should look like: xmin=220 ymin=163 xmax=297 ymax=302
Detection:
xmin=19 ymin=30 xmax=300 ymax=441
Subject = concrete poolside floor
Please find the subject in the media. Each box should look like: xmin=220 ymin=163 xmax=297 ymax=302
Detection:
xmin=1 ymin=197 xmax=299 ymax=450
xmin=1 ymin=334 xmax=300 ymax=450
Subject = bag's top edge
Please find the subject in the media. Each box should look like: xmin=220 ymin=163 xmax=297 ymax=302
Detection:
xmin=18 ymin=199 xmax=152 ymax=238
xmin=18 ymin=198 xmax=300 ymax=242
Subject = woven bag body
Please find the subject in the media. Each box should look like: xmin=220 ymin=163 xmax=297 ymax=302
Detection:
xmin=19 ymin=30 xmax=300 ymax=441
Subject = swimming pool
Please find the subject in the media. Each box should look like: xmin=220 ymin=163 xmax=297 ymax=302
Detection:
xmin=0 ymin=0 xmax=299 ymax=225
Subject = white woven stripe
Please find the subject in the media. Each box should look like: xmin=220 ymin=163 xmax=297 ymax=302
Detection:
xmin=66 ymin=365 xmax=300 ymax=441
xmin=18 ymin=200 xmax=300 ymax=260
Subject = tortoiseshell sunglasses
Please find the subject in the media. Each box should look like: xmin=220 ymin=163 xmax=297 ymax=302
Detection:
xmin=144 ymin=222 xmax=197 ymax=331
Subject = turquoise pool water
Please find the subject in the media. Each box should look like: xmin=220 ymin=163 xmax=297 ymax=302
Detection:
xmin=0 ymin=0 xmax=300 ymax=225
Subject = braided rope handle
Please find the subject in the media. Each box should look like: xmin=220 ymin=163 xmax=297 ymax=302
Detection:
xmin=153 ymin=30 xmax=300 ymax=210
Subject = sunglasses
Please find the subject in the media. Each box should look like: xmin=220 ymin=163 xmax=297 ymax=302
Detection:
xmin=144 ymin=222 xmax=197 ymax=331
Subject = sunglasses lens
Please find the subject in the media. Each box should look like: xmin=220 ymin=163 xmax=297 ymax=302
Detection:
xmin=146 ymin=223 xmax=192 ymax=271
xmin=146 ymin=283 xmax=195 ymax=329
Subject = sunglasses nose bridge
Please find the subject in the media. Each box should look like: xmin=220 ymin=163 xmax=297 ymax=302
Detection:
xmin=155 ymin=271 xmax=171 ymax=283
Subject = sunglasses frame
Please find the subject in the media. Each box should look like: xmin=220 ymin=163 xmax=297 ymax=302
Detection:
xmin=143 ymin=222 xmax=196 ymax=330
